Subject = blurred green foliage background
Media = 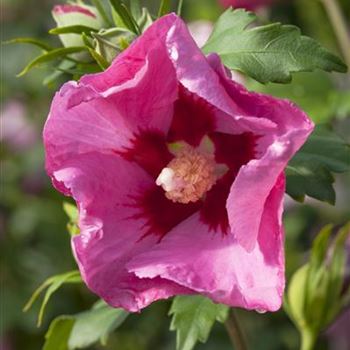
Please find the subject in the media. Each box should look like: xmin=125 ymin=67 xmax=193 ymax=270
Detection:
xmin=1 ymin=0 xmax=349 ymax=349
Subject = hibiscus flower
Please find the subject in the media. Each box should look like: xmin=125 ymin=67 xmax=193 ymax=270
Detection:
xmin=44 ymin=14 xmax=313 ymax=312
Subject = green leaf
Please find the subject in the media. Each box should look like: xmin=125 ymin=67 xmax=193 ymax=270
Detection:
xmin=42 ymin=301 xmax=128 ymax=350
xmin=17 ymin=46 xmax=87 ymax=77
xmin=68 ymin=300 xmax=128 ymax=349
xmin=169 ymin=295 xmax=229 ymax=350
xmin=43 ymin=316 xmax=75 ymax=350
xmin=130 ymin=0 xmax=142 ymax=20
xmin=56 ymin=65 xmax=101 ymax=77
xmin=91 ymin=0 xmax=113 ymax=27
xmin=92 ymin=31 xmax=132 ymax=63
xmin=63 ymin=202 xmax=80 ymax=236
xmin=294 ymin=125 xmax=350 ymax=173
xmin=246 ymin=72 xmax=338 ymax=123
xmin=43 ymin=60 xmax=76 ymax=87
xmin=49 ymin=25 xmax=98 ymax=36
xmin=109 ymin=0 xmax=140 ymax=34
xmin=286 ymin=162 xmax=335 ymax=204
xmin=158 ymin=0 xmax=171 ymax=17
xmin=286 ymin=125 xmax=350 ymax=204
xmin=203 ymin=8 xmax=347 ymax=83
xmin=3 ymin=37 xmax=53 ymax=51
xmin=137 ymin=8 xmax=153 ymax=33
xmin=98 ymin=27 xmax=133 ymax=38
xmin=81 ymin=32 xmax=93 ymax=48
xmin=23 ymin=270 xmax=82 ymax=327
xmin=87 ymin=48 xmax=110 ymax=70
xmin=38 ymin=271 xmax=82 ymax=327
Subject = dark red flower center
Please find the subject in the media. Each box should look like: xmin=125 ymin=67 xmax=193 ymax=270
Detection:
xmin=121 ymin=85 xmax=257 ymax=239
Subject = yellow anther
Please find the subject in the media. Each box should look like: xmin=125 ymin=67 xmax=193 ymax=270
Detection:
xmin=156 ymin=145 xmax=217 ymax=204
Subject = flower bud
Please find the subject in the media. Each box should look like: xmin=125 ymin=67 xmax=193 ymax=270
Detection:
xmin=52 ymin=3 xmax=104 ymax=50
xmin=285 ymin=223 xmax=350 ymax=349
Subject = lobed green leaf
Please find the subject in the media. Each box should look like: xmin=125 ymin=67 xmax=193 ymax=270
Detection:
xmin=203 ymin=9 xmax=347 ymax=83
xmin=169 ymin=295 xmax=229 ymax=350
xmin=286 ymin=162 xmax=335 ymax=204
xmin=286 ymin=125 xmax=350 ymax=204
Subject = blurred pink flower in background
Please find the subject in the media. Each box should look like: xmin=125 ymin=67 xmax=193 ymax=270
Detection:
xmin=0 ymin=337 xmax=13 ymax=350
xmin=220 ymin=0 xmax=278 ymax=10
xmin=44 ymin=14 xmax=313 ymax=313
xmin=1 ymin=100 xmax=36 ymax=151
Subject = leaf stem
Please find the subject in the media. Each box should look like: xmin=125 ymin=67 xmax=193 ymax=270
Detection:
xmin=224 ymin=309 xmax=248 ymax=350
xmin=177 ymin=0 xmax=184 ymax=16
xmin=320 ymin=0 xmax=350 ymax=68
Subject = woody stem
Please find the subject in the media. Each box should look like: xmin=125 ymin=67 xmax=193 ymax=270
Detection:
xmin=225 ymin=309 xmax=248 ymax=350
xmin=320 ymin=0 xmax=350 ymax=67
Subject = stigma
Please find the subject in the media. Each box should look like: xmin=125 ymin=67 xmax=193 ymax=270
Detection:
xmin=156 ymin=144 xmax=217 ymax=204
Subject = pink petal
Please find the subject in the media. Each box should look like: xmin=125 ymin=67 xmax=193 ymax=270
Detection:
xmin=128 ymin=174 xmax=286 ymax=311
xmin=166 ymin=17 xmax=241 ymax=118
xmin=78 ymin=16 xmax=180 ymax=134
xmin=78 ymin=15 xmax=178 ymax=136
xmin=44 ymin=82 xmax=133 ymax=190
xmin=44 ymin=18 xmax=180 ymax=171
xmin=80 ymin=15 xmax=178 ymax=91
xmin=208 ymin=54 xmax=314 ymax=252
xmin=166 ymin=19 xmax=278 ymax=137
xmin=53 ymin=153 xmax=189 ymax=311
xmin=97 ymin=48 xmax=178 ymax=133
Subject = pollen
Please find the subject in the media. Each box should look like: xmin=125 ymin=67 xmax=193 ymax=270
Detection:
xmin=156 ymin=145 xmax=217 ymax=204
